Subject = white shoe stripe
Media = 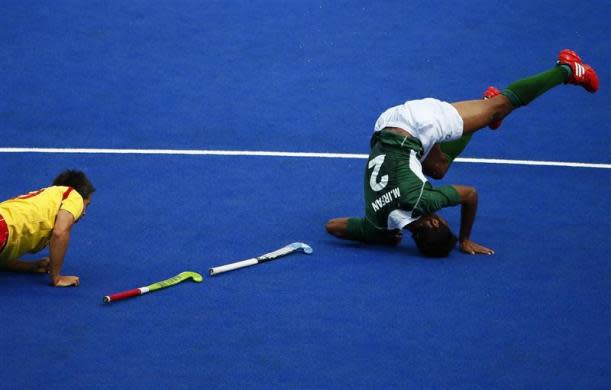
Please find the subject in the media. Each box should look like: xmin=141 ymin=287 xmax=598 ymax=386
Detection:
xmin=575 ymin=63 xmax=585 ymax=77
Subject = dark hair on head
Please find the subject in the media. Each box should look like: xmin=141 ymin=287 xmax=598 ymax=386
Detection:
xmin=53 ymin=170 xmax=96 ymax=199
xmin=411 ymin=224 xmax=457 ymax=258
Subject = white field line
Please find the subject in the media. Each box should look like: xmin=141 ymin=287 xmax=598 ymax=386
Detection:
xmin=1 ymin=147 xmax=610 ymax=169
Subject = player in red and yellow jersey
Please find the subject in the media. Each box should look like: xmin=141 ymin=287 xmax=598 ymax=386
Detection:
xmin=0 ymin=170 xmax=95 ymax=287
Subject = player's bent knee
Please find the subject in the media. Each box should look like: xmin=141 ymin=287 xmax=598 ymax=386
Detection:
xmin=431 ymin=165 xmax=447 ymax=180
xmin=425 ymin=161 xmax=448 ymax=180
xmin=490 ymin=95 xmax=513 ymax=118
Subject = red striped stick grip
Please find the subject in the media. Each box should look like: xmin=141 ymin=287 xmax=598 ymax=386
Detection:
xmin=104 ymin=288 xmax=142 ymax=303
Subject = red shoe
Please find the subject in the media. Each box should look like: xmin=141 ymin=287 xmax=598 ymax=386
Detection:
xmin=483 ymin=86 xmax=502 ymax=130
xmin=557 ymin=49 xmax=599 ymax=93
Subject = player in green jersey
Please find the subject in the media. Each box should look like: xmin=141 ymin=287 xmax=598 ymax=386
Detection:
xmin=326 ymin=49 xmax=598 ymax=257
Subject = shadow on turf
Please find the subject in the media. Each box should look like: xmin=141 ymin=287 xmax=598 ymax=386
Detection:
xmin=0 ymin=271 xmax=54 ymax=284
xmin=324 ymin=239 xmax=453 ymax=262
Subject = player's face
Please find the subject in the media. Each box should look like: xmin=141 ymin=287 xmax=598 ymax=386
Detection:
xmin=81 ymin=195 xmax=93 ymax=218
xmin=420 ymin=214 xmax=448 ymax=230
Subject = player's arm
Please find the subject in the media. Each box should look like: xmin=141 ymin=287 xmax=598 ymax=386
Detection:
xmin=452 ymin=185 xmax=494 ymax=255
xmin=325 ymin=217 xmax=402 ymax=245
xmin=49 ymin=210 xmax=80 ymax=287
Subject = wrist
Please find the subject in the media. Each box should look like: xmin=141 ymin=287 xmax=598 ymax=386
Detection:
xmin=459 ymin=237 xmax=470 ymax=244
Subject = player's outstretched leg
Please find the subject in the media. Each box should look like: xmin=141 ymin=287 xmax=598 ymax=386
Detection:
xmin=453 ymin=49 xmax=599 ymax=135
xmin=423 ymin=50 xmax=598 ymax=180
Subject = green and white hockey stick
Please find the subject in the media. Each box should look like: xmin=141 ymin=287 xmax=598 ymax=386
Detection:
xmin=103 ymin=271 xmax=203 ymax=303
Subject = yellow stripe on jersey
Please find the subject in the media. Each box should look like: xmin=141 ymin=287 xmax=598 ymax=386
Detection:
xmin=0 ymin=186 xmax=84 ymax=263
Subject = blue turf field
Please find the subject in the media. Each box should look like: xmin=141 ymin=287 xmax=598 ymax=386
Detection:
xmin=1 ymin=1 xmax=610 ymax=388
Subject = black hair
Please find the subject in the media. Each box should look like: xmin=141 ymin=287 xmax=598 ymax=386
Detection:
xmin=411 ymin=224 xmax=457 ymax=258
xmin=52 ymin=170 xmax=96 ymax=199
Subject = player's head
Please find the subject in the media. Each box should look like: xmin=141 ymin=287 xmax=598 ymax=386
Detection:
xmin=53 ymin=170 xmax=96 ymax=201
xmin=410 ymin=214 xmax=457 ymax=257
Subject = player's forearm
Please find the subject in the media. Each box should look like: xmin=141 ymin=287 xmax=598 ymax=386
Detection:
xmin=49 ymin=230 xmax=70 ymax=284
xmin=455 ymin=186 xmax=478 ymax=242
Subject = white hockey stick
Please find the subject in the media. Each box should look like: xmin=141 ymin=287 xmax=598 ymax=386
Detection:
xmin=209 ymin=242 xmax=313 ymax=276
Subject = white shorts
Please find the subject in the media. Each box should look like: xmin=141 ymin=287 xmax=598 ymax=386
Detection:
xmin=374 ymin=98 xmax=464 ymax=160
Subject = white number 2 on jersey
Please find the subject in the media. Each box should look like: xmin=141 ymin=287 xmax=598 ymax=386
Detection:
xmin=368 ymin=154 xmax=388 ymax=192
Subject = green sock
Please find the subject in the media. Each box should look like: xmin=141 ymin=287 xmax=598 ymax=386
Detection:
xmin=502 ymin=65 xmax=571 ymax=107
xmin=440 ymin=133 xmax=473 ymax=164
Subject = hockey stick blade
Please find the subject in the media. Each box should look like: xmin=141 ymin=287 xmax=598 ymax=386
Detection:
xmin=148 ymin=271 xmax=203 ymax=292
xmin=209 ymin=242 xmax=313 ymax=276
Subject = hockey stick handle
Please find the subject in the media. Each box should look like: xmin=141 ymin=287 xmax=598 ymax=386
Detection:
xmin=209 ymin=258 xmax=258 ymax=276
xmin=103 ymin=287 xmax=149 ymax=303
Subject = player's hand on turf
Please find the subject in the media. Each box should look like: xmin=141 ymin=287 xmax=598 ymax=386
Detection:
xmin=459 ymin=239 xmax=494 ymax=255
xmin=53 ymin=275 xmax=80 ymax=287
xmin=34 ymin=256 xmax=51 ymax=274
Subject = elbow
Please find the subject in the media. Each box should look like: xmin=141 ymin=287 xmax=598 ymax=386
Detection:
xmin=325 ymin=218 xmax=348 ymax=239
xmin=51 ymin=228 xmax=70 ymax=242
xmin=325 ymin=221 xmax=333 ymax=234
xmin=325 ymin=219 xmax=339 ymax=236
xmin=463 ymin=187 xmax=478 ymax=204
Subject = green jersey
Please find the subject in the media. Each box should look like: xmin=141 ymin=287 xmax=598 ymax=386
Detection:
xmin=347 ymin=129 xmax=460 ymax=243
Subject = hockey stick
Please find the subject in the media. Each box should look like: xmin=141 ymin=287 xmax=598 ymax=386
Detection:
xmin=209 ymin=242 xmax=313 ymax=276
xmin=103 ymin=271 xmax=203 ymax=303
